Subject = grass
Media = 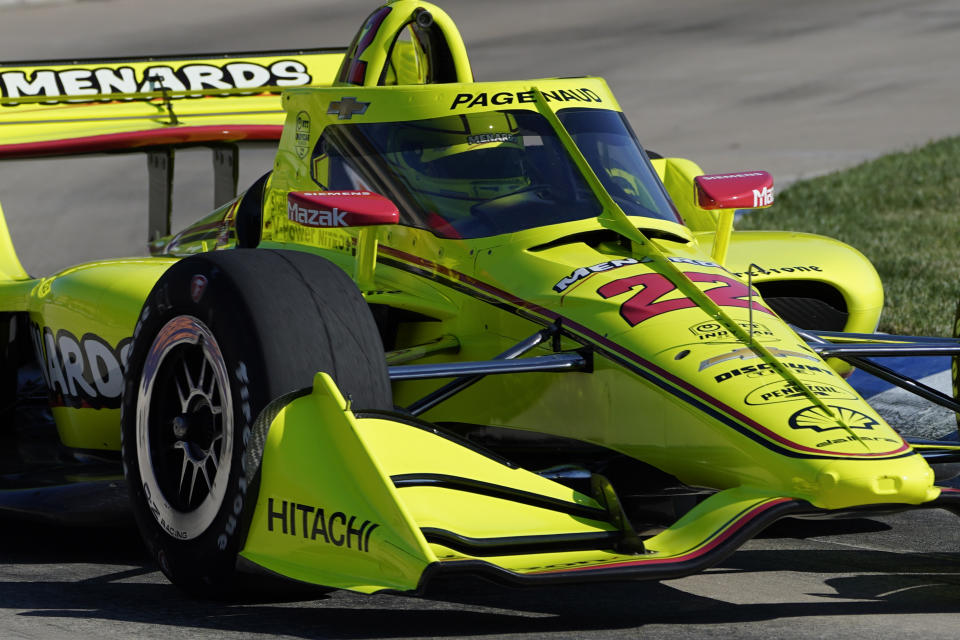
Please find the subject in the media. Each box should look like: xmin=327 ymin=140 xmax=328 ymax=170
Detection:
xmin=735 ymin=136 xmax=960 ymax=337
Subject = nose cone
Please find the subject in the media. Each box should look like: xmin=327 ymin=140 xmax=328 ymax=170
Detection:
xmin=812 ymin=453 xmax=938 ymax=510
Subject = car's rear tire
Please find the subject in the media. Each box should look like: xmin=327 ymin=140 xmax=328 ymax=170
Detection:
xmin=121 ymin=249 xmax=391 ymax=595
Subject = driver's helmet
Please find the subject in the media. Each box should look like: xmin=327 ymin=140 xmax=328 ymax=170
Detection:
xmin=387 ymin=112 xmax=528 ymax=216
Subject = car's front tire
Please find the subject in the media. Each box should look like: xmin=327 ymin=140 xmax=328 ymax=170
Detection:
xmin=121 ymin=249 xmax=391 ymax=594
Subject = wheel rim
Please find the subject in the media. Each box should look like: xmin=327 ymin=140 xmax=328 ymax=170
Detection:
xmin=136 ymin=315 xmax=234 ymax=540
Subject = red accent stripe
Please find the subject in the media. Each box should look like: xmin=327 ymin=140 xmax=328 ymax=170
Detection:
xmin=532 ymin=497 xmax=794 ymax=574
xmin=378 ymin=245 xmax=911 ymax=459
xmin=0 ymin=125 xmax=283 ymax=158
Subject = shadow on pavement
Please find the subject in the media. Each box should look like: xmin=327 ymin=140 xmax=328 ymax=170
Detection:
xmin=3 ymin=517 xmax=960 ymax=638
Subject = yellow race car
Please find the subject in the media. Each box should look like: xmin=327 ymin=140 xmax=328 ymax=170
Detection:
xmin=1 ymin=1 xmax=958 ymax=596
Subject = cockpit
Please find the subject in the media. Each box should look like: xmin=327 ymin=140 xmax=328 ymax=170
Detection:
xmin=311 ymin=106 xmax=681 ymax=238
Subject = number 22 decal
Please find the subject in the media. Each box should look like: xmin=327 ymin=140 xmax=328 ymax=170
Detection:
xmin=597 ymin=272 xmax=773 ymax=327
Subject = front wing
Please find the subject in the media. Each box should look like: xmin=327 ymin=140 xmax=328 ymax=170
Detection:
xmin=237 ymin=373 xmax=960 ymax=593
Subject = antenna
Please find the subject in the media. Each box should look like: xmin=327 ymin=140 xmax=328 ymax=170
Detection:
xmin=147 ymin=75 xmax=179 ymax=125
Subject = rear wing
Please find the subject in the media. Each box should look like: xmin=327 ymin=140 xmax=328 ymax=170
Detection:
xmin=0 ymin=49 xmax=346 ymax=243
xmin=0 ymin=49 xmax=345 ymax=157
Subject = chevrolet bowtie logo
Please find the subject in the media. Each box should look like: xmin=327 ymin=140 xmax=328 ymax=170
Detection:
xmin=328 ymin=97 xmax=369 ymax=120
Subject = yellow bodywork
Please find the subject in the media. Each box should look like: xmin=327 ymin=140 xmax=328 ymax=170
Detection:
xmin=0 ymin=0 xmax=944 ymax=594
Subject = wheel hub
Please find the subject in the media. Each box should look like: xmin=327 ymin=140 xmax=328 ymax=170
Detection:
xmin=171 ymin=416 xmax=189 ymax=439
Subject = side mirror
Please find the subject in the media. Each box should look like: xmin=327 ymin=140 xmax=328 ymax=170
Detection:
xmin=693 ymin=171 xmax=774 ymax=210
xmin=287 ymin=191 xmax=399 ymax=227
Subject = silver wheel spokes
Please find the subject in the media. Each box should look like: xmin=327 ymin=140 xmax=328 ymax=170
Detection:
xmin=136 ymin=315 xmax=234 ymax=540
xmin=171 ymin=352 xmax=225 ymax=508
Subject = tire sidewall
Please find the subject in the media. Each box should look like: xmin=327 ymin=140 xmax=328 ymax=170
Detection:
xmin=122 ymin=249 xmax=390 ymax=592
xmin=122 ymin=258 xmax=271 ymax=589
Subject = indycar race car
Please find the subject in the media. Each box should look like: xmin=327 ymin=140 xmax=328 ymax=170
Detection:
xmin=2 ymin=0 xmax=960 ymax=596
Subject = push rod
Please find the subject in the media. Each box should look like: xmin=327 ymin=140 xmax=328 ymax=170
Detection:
xmin=401 ymin=326 xmax=561 ymax=416
xmin=812 ymin=343 xmax=960 ymax=358
xmin=389 ymin=352 xmax=587 ymax=381
xmin=795 ymin=326 xmax=960 ymax=413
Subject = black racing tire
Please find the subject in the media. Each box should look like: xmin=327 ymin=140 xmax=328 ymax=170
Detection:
xmin=121 ymin=249 xmax=391 ymax=595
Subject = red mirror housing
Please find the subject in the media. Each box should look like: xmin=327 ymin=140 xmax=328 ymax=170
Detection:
xmin=693 ymin=171 xmax=774 ymax=210
xmin=287 ymin=191 xmax=399 ymax=228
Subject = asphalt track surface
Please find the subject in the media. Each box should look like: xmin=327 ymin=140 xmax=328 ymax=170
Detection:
xmin=2 ymin=1 xmax=960 ymax=638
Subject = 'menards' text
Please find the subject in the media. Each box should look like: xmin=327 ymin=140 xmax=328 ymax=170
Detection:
xmin=1 ymin=60 xmax=312 ymax=105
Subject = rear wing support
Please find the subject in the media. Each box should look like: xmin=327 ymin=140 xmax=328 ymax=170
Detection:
xmin=147 ymin=150 xmax=174 ymax=249
xmin=213 ymin=144 xmax=239 ymax=211
xmin=147 ymin=144 xmax=240 ymax=252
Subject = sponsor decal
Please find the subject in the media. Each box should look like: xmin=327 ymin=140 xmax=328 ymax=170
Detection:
xmin=816 ymin=434 xmax=900 ymax=449
xmin=788 ymin=405 xmax=879 ymax=433
xmin=376 ymin=244 xmax=914 ymax=461
xmin=298 ymin=191 xmax=372 ymax=197
xmin=639 ymin=256 xmax=722 ymax=268
xmin=30 ymin=324 xmax=131 ymax=409
xmin=450 ymin=87 xmax=603 ymax=109
xmin=294 ymin=111 xmax=311 ymax=158
xmin=698 ymin=172 xmax=766 ymax=181
xmin=234 ymin=362 xmax=252 ymax=426
xmin=714 ymin=361 xmax=829 ymax=383
xmin=278 ymin=220 xmax=317 ymax=244
xmin=276 ymin=220 xmax=356 ymax=253
xmin=327 ymin=96 xmax=369 ymax=120
xmin=287 ymin=200 xmax=347 ymax=227
xmin=190 ymin=274 xmax=208 ymax=303
xmin=699 ymin=347 xmax=819 ymax=371
xmin=752 ymin=186 xmax=774 ymax=207
xmin=142 ymin=482 xmax=188 ymax=540
xmin=730 ymin=265 xmax=822 ymax=278
xmin=467 ymin=132 xmax=516 ymax=145
xmin=267 ymin=497 xmax=379 ymax=552
xmin=744 ymin=378 xmax=857 ymax=405
xmin=554 ymin=257 xmax=721 ymax=294
xmin=0 ymin=60 xmax=311 ymax=105
xmin=216 ymin=362 xmax=254 ymax=550
xmin=688 ymin=320 xmax=776 ymax=343
xmin=554 ymin=258 xmax=638 ymax=292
